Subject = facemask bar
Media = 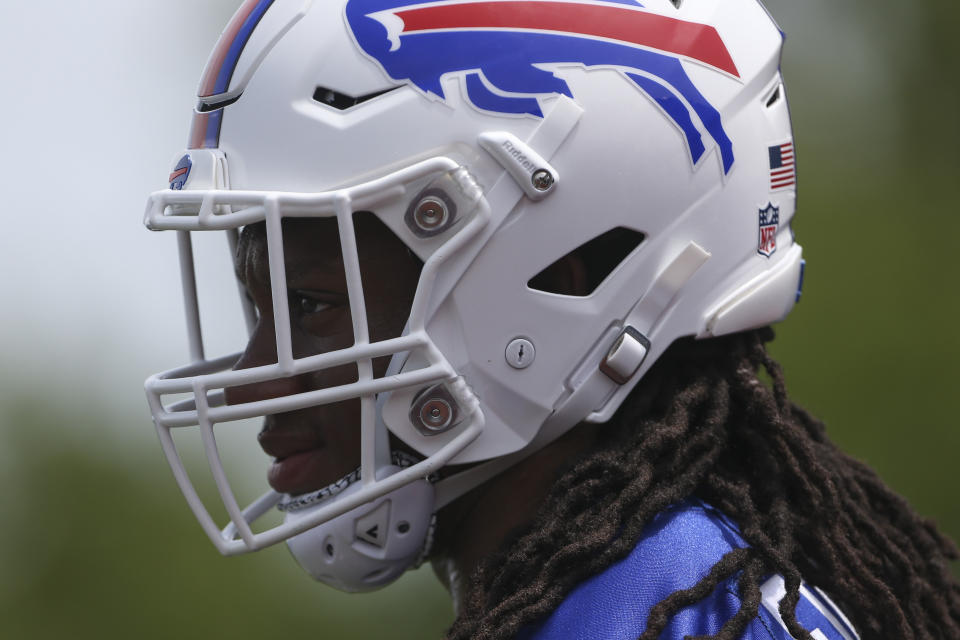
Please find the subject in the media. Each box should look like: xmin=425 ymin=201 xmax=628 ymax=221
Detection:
xmin=174 ymin=226 xmax=258 ymax=365
xmin=225 ymin=228 xmax=258 ymax=337
xmin=144 ymin=156 xmax=488 ymax=555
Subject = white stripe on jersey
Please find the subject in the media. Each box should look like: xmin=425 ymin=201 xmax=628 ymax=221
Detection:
xmin=759 ymin=575 xmax=859 ymax=640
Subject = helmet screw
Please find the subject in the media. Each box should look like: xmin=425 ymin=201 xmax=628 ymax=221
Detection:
xmin=418 ymin=398 xmax=453 ymax=431
xmin=531 ymin=169 xmax=554 ymax=192
xmin=413 ymin=197 xmax=449 ymax=231
xmin=505 ymin=338 xmax=536 ymax=369
xmin=409 ymin=383 xmax=461 ymax=436
xmin=406 ymin=189 xmax=456 ymax=238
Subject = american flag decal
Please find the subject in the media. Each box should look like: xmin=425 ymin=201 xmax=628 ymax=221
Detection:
xmin=769 ymin=142 xmax=796 ymax=190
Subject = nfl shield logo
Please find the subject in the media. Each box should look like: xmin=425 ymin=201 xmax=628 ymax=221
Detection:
xmin=758 ymin=203 xmax=780 ymax=258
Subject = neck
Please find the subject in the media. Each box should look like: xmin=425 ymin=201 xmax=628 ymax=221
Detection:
xmin=430 ymin=424 xmax=599 ymax=614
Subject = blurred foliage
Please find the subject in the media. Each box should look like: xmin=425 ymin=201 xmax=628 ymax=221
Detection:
xmin=884 ymin=0 xmax=960 ymax=167
xmin=767 ymin=0 xmax=960 ymax=552
xmin=768 ymin=160 xmax=960 ymax=557
xmin=0 ymin=395 xmax=453 ymax=639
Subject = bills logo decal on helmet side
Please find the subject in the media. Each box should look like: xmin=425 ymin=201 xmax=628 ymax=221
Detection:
xmin=758 ymin=203 xmax=780 ymax=258
xmin=168 ymin=154 xmax=193 ymax=191
xmin=346 ymin=0 xmax=740 ymax=174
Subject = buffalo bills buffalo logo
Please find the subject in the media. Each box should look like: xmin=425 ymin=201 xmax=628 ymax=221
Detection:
xmin=169 ymin=154 xmax=193 ymax=190
xmin=346 ymin=0 xmax=739 ymax=174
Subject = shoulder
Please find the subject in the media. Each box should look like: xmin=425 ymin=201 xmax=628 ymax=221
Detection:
xmin=617 ymin=498 xmax=748 ymax=595
xmin=517 ymin=500 xmax=859 ymax=640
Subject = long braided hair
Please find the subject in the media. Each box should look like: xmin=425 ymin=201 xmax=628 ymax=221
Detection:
xmin=445 ymin=329 xmax=960 ymax=639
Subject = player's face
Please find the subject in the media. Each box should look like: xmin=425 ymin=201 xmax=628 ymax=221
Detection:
xmin=224 ymin=215 xmax=421 ymax=496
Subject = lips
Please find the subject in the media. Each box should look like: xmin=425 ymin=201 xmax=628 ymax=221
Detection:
xmin=256 ymin=413 xmax=365 ymax=496
xmin=257 ymin=419 xmax=329 ymax=495
xmin=267 ymin=448 xmax=331 ymax=496
xmin=257 ymin=419 xmax=324 ymax=458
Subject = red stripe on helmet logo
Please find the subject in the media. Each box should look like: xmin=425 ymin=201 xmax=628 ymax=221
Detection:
xmin=392 ymin=1 xmax=740 ymax=78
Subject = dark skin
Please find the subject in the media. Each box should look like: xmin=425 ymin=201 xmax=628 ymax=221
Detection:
xmin=431 ymin=425 xmax=599 ymax=613
xmin=225 ymin=213 xmax=596 ymax=612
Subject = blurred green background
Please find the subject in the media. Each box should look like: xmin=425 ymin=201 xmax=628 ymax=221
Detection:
xmin=0 ymin=1 xmax=957 ymax=638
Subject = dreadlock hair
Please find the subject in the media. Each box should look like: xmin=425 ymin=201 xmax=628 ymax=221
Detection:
xmin=445 ymin=328 xmax=960 ymax=640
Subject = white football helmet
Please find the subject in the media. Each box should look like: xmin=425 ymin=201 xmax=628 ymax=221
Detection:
xmin=144 ymin=0 xmax=803 ymax=592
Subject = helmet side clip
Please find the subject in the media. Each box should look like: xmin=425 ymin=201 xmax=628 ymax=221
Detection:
xmin=478 ymin=131 xmax=560 ymax=201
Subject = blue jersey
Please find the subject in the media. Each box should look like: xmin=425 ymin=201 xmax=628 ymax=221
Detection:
xmin=517 ymin=500 xmax=859 ymax=640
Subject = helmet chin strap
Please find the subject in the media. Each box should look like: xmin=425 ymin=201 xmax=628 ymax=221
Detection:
xmin=281 ymin=450 xmax=438 ymax=593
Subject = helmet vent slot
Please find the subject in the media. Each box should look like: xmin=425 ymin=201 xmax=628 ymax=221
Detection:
xmin=765 ymin=84 xmax=782 ymax=108
xmin=197 ymin=94 xmax=242 ymax=113
xmin=528 ymin=228 xmax=645 ymax=297
xmin=313 ymin=85 xmax=400 ymax=111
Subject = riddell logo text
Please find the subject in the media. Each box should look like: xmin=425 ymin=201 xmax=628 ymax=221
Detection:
xmin=502 ymin=140 xmax=537 ymax=173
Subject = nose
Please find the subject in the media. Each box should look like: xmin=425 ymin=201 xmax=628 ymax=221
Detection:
xmin=224 ymin=318 xmax=308 ymax=406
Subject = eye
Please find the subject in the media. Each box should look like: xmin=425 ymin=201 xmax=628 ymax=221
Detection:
xmin=290 ymin=290 xmax=336 ymax=315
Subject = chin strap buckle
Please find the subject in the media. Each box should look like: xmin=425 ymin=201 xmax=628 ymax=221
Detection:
xmin=600 ymin=327 xmax=651 ymax=385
